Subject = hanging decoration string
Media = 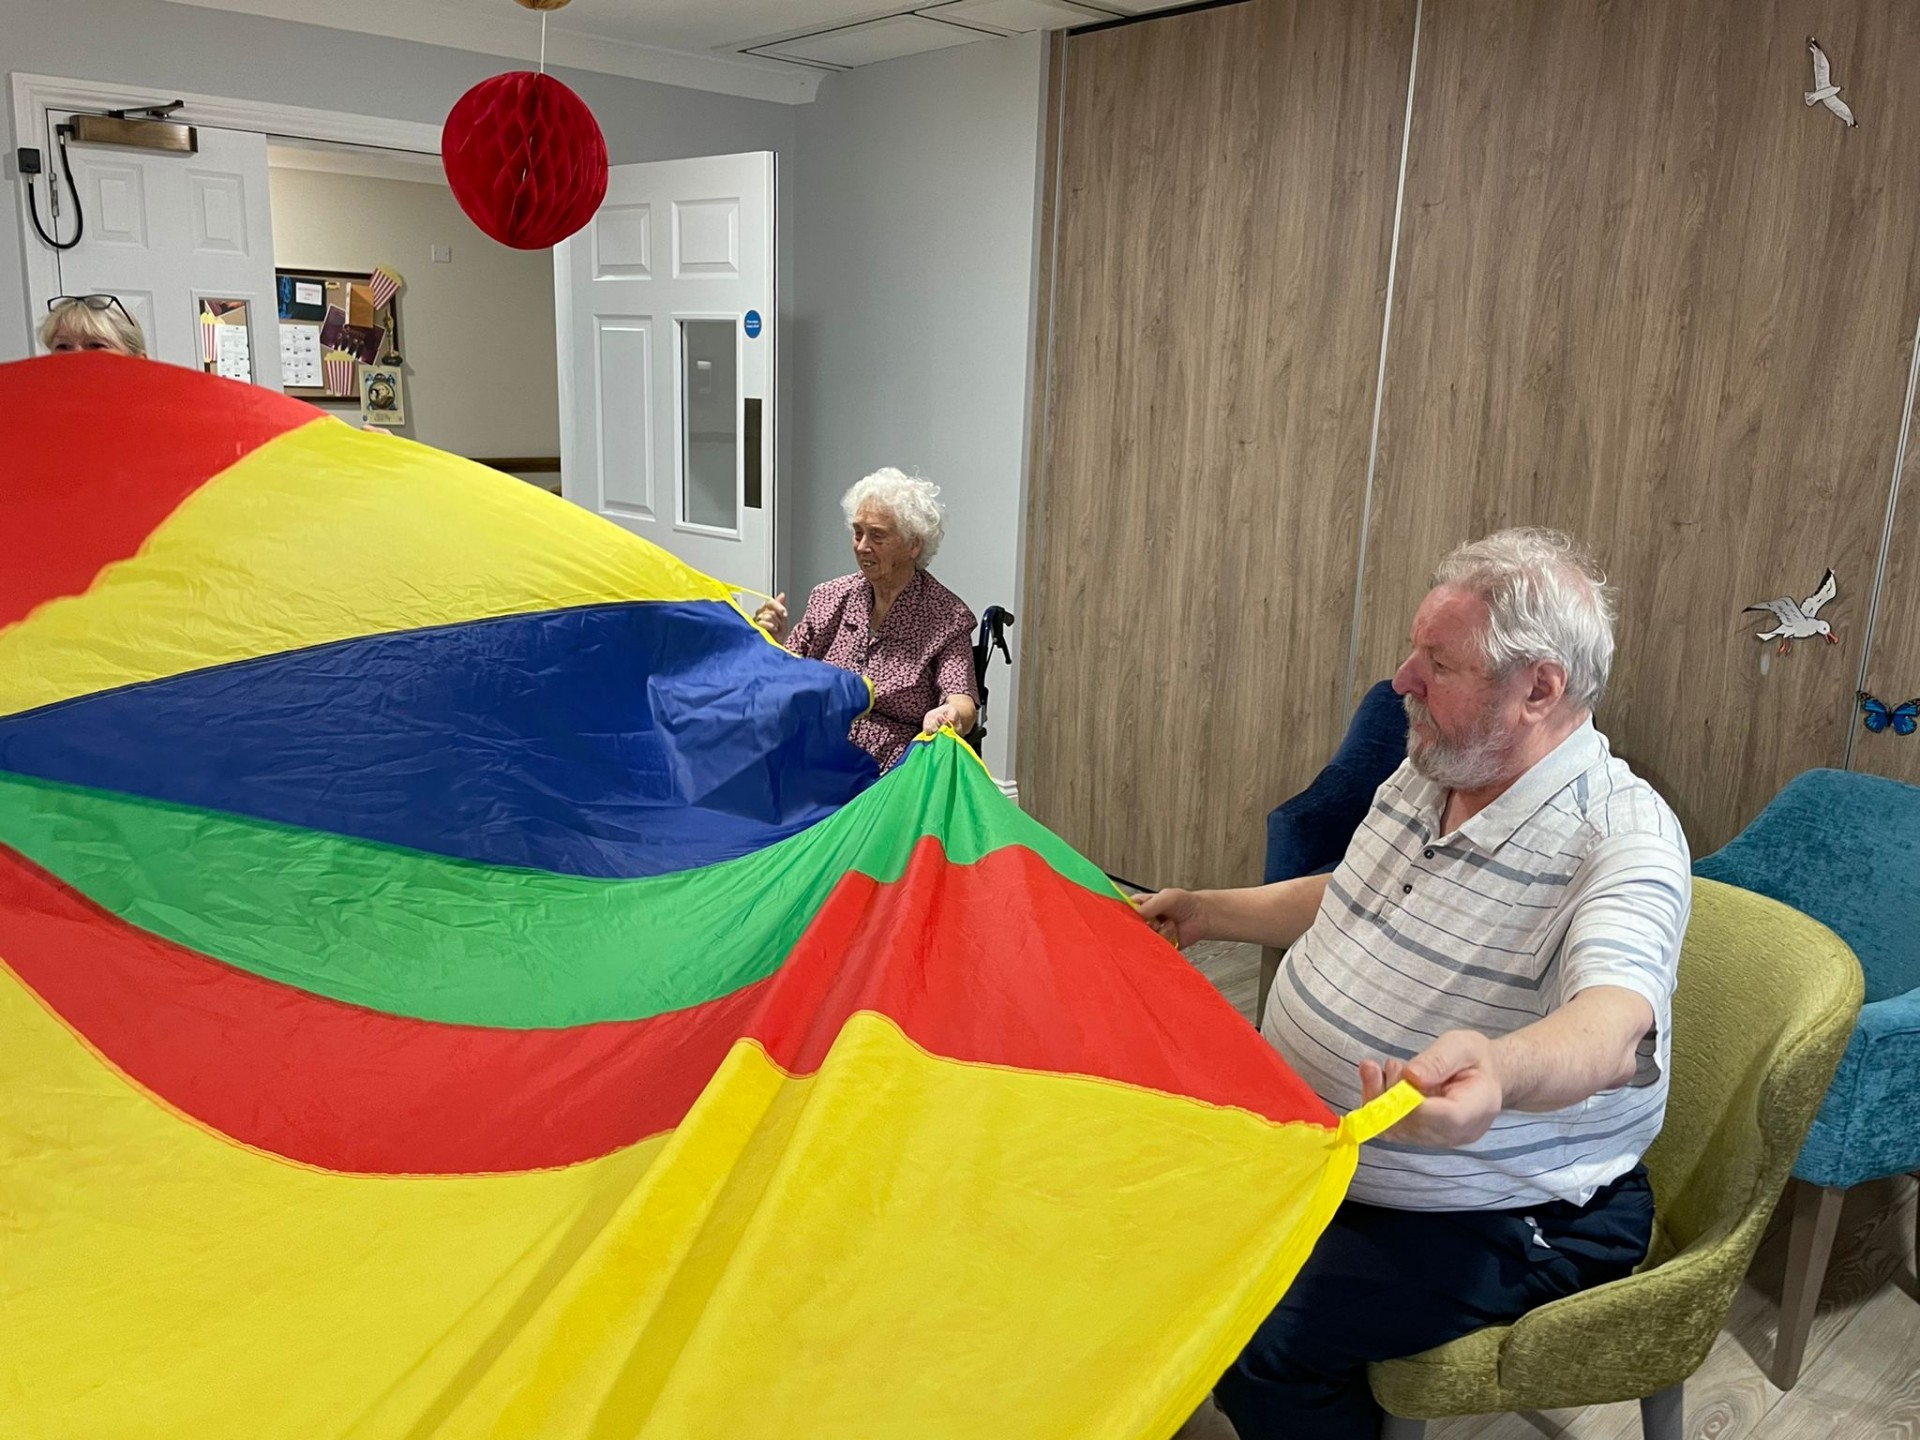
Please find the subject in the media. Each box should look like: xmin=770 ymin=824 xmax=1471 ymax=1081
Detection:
xmin=540 ymin=12 xmax=548 ymax=74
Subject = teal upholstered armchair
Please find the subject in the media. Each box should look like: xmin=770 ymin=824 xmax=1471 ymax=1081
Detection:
xmin=1691 ymin=768 xmax=1920 ymax=1387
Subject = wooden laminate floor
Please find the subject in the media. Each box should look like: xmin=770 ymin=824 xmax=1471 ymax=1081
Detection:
xmin=1172 ymin=938 xmax=1920 ymax=1440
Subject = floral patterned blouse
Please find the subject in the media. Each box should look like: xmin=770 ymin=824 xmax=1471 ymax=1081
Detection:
xmin=785 ymin=569 xmax=978 ymax=771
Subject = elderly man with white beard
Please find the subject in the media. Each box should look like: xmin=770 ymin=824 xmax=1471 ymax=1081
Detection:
xmin=1139 ymin=529 xmax=1691 ymax=1440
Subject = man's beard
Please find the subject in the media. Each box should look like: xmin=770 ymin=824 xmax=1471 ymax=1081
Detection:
xmin=1403 ymin=694 xmax=1513 ymax=791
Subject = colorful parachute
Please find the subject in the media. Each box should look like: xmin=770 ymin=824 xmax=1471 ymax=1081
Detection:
xmin=0 ymin=356 xmax=1413 ymax=1438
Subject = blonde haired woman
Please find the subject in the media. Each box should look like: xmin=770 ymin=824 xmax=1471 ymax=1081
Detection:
xmin=40 ymin=294 xmax=147 ymax=357
xmin=756 ymin=468 xmax=978 ymax=771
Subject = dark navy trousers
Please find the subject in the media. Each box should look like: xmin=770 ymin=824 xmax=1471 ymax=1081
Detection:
xmin=1214 ymin=1165 xmax=1654 ymax=1440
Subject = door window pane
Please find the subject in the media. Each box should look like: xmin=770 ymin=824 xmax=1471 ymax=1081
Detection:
xmin=198 ymin=297 xmax=254 ymax=383
xmin=680 ymin=319 xmax=737 ymax=531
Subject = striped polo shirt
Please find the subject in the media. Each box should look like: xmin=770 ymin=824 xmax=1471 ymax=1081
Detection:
xmin=1260 ymin=720 xmax=1690 ymax=1211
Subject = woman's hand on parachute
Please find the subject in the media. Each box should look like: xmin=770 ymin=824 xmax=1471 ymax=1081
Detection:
xmin=753 ymin=593 xmax=789 ymax=643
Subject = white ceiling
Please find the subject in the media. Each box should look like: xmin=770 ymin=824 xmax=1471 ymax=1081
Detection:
xmin=556 ymin=0 xmax=1174 ymax=54
xmin=156 ymin=0 xmax=1197 ymax=105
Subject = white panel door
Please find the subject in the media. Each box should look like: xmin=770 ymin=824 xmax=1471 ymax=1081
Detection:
xmin=48 ymin=116 xmax=283 ymax=388
xmin=556 ymin=152 xmax=775 ymax=596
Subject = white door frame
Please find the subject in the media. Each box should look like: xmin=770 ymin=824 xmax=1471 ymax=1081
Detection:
xmin=10 ymin=71 xmax=443 ymax=336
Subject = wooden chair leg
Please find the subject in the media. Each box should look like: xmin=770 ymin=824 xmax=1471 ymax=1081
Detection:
xmin=1378 ymin=1416 xmax=1426 ymax=1440
xmin=1639 ymin=1382 xmax=1683 ymax=1440
xmin=1256 ymin=946 xmax=1281 ymax=1028
xmin=1776 ymin=1180 xmax=1846 ymax=1389
xmin=1905 ymin=1170 xmax=1920 ymax=1302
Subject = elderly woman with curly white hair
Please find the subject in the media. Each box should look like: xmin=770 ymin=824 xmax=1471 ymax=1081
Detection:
xmin=755 ymin=467 xmax=978 ymax=771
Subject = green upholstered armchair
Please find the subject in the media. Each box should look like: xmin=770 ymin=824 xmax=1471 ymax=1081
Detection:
xmin=1368 ymin=878 xmax=1862 ymax=1440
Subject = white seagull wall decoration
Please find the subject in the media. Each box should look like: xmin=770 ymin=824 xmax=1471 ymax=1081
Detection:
xmin=1745 ymin=568 xmax=1839 ymax=653
xmin=1806 ymin=38 xmax=1857 ymax=127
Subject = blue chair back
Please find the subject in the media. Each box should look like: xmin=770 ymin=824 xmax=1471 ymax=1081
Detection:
xmin=1264 ymin=680 xmax=1408 ymax=885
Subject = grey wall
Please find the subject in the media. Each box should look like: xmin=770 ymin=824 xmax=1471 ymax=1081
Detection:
xmin=789 ymin=34 xmax=1048 ymax=783
xmin=0 ymin=0 xmax=797 ymax=358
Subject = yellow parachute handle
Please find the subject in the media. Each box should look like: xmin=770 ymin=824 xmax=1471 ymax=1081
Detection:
xmin=729 ymin=583 xmax=780 ymax=611
xmin=724 ymin=583 xmax=791 ymax=650
xmin=1338 ymin=1081 xmax=1422 ymax=1146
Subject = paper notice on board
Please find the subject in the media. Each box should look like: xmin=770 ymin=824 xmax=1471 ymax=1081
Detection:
xmin=280 ymin=322 xmax=322 ymax=388
xmin=214 ymin=324 xmax=252 ymax=383
xmin=295 ymin=281 xmax=323 ymax=307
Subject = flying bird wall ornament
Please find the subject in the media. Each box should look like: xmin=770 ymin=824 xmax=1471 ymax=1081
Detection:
xmin=1806 ymin=38 xmax=1857 ymax=128
xmin=1745 ymin=568 xmax=1839 ymax=654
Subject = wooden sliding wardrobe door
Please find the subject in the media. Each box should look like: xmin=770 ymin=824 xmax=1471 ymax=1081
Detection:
xmin=1852 ymin=386 xmax=1920 ymax=788
xmin=1352 ymin=0 xmax=1920 ymax=851
xmin=1022 ymin=0 xmax=1416 ymax=889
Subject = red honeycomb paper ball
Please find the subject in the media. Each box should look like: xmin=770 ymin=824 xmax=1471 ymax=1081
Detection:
xmin=442 ymin=72 xmax=608 ymax=250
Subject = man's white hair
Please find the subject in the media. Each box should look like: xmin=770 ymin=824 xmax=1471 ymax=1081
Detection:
xmin=1432 ymin=527 xmax=1616 ymax=710
xmin=841 ymin=467 xmax=946 ymax=568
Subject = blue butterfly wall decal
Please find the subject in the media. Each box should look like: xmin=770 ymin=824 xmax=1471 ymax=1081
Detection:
xmin=1858 ymin=692 xmax=1920 ymax=736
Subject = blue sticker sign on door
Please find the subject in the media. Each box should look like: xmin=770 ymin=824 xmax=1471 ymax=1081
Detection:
xmin=744 ymin=310 xmax=763 ymax=339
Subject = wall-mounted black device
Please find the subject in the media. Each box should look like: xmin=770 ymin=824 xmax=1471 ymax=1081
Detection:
xmin=20 ymin=103 xmax=195 ymax=252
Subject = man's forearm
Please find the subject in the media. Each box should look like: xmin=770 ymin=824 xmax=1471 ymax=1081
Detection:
xmin=1370 ymin=985 xmax=1658 ymax=1149
xmin=1200 ymin=874 xmax=1330 ymax=948
xmin=1488 ymin=986 xmax=1653 ymax=1113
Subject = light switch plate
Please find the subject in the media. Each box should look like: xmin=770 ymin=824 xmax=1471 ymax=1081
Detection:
xmin=431 ymin=244 xmax=452 ymax=263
